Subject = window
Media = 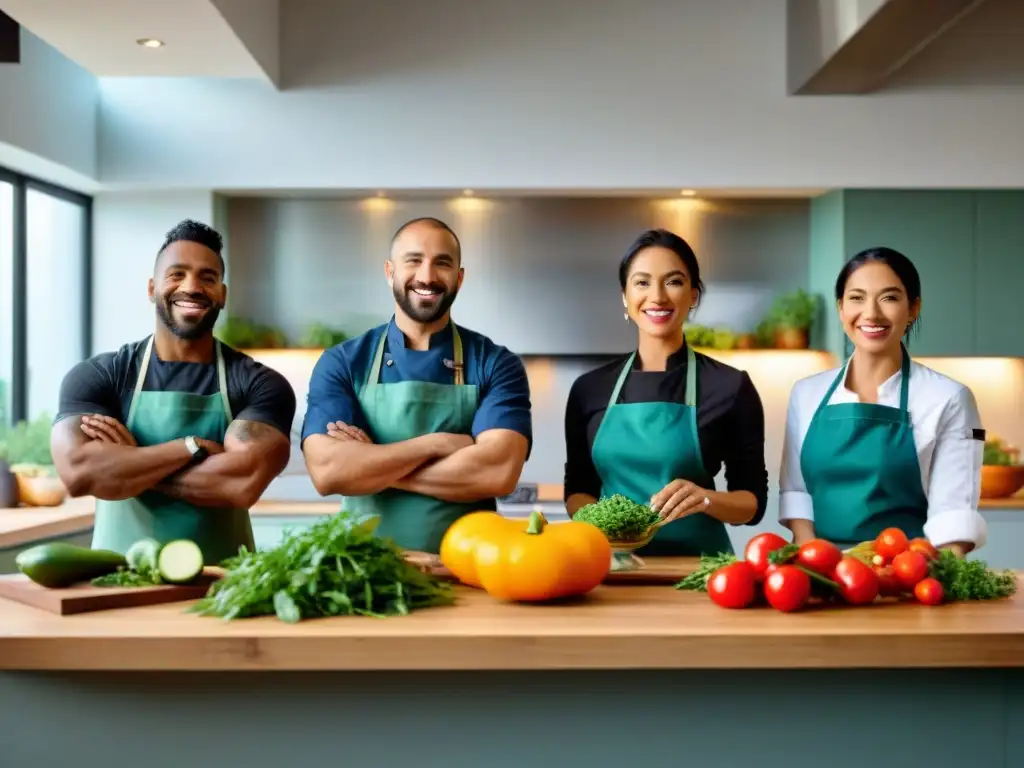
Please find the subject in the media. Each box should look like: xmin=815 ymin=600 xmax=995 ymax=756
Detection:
xmin=0 ymin=167 xmax=91 ymax=426
xmin=0 ymin=180 xmax=12 ymax=424
xmin=26 ymin=188 xmax=88 ymax=420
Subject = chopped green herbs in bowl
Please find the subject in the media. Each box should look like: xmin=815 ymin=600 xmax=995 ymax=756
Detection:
xmin=573 ymin=494 xmax=661 ymax=545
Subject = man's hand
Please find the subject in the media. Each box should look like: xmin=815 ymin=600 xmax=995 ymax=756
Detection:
xmin=650 ymin=479 xmax=711 ymax=525
xmin=326 ymin=421 xmax=373 ymax=443
xmin=80 ymin=414 xmax=137 ymax=446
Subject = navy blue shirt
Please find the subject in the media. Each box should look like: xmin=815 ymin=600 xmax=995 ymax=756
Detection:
xmin=300 ymin=318 xmax=532 ymax=454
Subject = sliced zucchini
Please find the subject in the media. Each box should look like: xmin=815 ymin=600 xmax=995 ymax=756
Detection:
xmin=157 ymin=539 xmax=204 ymax=584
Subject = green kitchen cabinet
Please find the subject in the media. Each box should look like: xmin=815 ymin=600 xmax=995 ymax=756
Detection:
xmin=842 ymin=191 xmax=976 ymax=357
xmin=974 ymin=191 xmax=1024 ymax=357
xmin=809 ymin=189 xmax=1024 ymax=359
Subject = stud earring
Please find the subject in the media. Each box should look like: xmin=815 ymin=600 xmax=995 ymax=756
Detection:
xmin=623 ymin=312 xmax=629 ymax=322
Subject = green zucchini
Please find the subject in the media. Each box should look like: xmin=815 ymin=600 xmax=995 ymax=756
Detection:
xmin=16 ymin=542 xmax=127 ymax=589
xmin=157 ymin=539 xmax=204 ymax=584
xmin=125 ymin=537 xmax=161 ymax=575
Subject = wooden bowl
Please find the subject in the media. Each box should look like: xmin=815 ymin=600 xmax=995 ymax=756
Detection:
xmin=12 ymin=468 xmax=67 ymax=507
xmin=980 ymin=464 xmax=1024 ymax=500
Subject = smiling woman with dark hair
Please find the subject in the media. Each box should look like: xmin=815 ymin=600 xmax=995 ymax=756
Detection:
xmin=562 ymin=228 xmax=769 ymax=557
xmin=779 ymin=246 xmax=987 ymax=558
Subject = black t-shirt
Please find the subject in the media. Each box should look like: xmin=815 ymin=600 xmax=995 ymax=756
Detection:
xmin=563 ymin=346 xmax=769 ymax=525
xmin=54 ymin=337 xmax=297 ymax=439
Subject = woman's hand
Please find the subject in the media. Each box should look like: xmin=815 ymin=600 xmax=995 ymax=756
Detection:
xmin=650 ymin=479 xmax=711 ymax=525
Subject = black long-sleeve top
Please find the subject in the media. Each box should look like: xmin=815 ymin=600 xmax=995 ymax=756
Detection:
xmin=562 ymin=346 xmax=769 ymax=526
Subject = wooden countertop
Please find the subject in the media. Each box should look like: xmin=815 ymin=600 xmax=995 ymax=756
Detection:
xmin=1 ymin=557 xmax=1023 ymax=671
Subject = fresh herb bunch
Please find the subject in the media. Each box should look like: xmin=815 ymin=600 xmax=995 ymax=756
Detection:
xmin=188 ymin=513 xmax=455 ymax=623
xmin=573 ymin=494 xmax=661 ymax=542
xmin=929 ymin=550 xmax=1018 ymax=600
xmin=92 ymin=568 xmax=162 ymax=587
xmin=675 ymin=553 xmax=737 ymax=591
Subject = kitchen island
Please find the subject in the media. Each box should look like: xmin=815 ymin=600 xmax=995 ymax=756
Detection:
xmin=2 ymin=559 xmax=1024 ymax=768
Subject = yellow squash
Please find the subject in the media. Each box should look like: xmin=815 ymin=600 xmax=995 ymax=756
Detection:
xmin=471 ymin=509 xmax=612 ymax=602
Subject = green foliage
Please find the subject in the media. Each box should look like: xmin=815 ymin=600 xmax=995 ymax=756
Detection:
xmin=188 ymin=512 xmax=454 ymax=622
xmin=983 ymin=438 xmax=1018 ymax=466
xmin=0 ymin=413 xmax=55 ymax=468
xmin=573 ymin=494 xmax=661 ymax=542
xmin=214 ymin=317 xmax=288 ymax=350
xmin=298 ymin=322 xmax=349 ymax=349
xmin=765 ymin=289 xmax=819 ymax=330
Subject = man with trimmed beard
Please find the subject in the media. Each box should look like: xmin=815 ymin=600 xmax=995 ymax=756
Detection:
xmin=302 ymin=217 xmax=532 ymax=555
xmin=50 ymin=220 xmax=296 ymax=565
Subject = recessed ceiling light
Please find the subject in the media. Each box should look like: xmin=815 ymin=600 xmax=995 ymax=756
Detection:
xmin=680 ymin=189 xmax=696 ymax=197
xmin=137 ymin=38 xmax=164 ymax=48
xmin=462 ymin=189 xmax=474 ymax=196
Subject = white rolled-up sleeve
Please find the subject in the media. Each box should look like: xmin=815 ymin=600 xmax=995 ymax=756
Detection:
xmin=778 ymin=384 xmax=815 ymax=524
xmin=922 ymin=386 xmax=988 ymax=549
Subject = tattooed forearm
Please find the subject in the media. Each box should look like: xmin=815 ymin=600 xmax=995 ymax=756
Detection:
xmin=227 ymin=419 xmax=275 ymax=443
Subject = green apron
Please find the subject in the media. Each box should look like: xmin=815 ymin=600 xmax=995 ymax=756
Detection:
xmin=343 ymin=325 xmax=485 ymax=554
xmin=799 ymin=346 xmax=928 ymax=548
xmin=590 ymin=345 xmax=733 ymax=556
xmin=91 ymin=336 xmax=255 ymax=565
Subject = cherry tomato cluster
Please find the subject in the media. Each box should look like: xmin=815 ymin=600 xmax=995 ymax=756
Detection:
xmin=705 ymin=528 xmax=945 ymax=612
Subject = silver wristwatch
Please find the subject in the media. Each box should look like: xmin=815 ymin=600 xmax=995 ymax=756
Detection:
xmin=184 ymin=435 xmax=208 ymax=461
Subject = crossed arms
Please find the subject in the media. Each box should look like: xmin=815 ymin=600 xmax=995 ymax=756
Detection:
xmin=51 ymin=414 xmax=291 ymax=509
xmin=301 ymin=341 xmax=532 ymax=503
xmin=303 ymin=424 xmax=529 ymax=502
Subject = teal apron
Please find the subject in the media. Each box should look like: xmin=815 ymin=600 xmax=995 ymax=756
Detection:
xmin=590 ymin=345 xmax=733 ymax=556
xmin=799 ymin=346 xmax=928 ymax=548
xmin=91 ymin=336 xmax=255 ymax=565
xmin=343 ymin=325 xmax=485 ymax=554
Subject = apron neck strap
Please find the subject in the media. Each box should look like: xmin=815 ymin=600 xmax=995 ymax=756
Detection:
xmin=608 ymin=343 xmax=697 ymax=408
xmin=127 ymin=336 xmax=232 ymax=429
xmin=898 ymin=344 xmax=911 ymax=412
xmin=819 ymin=345 xmax=912 ymax=415
xmin=366 ymin=323 xmax=465 ymax=387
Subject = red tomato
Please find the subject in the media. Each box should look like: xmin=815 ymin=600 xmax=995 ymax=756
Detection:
xmin=743 ymin=533 xmax=789 ymax=579
xmin=892 ymin=550 xmax=929 ymax=588
xmin=874 ymin=528 xmax=909 ymax=562
xmin=914 ymin=577 xmax=944 ymax=606
xmin=763 ymin=566 xmax=811 ymax=612
xmin=833 ymin=556 xmax=880 ymax=605
xmin=707 ymin=562 xmax=758 ymax=609
xmin=873 ymin=564 xmax=903 ymax=597
xmin=797 ymin=539 xmax=843 ymax=576
xmin=908 ymin=538 xmax=939 ymax=562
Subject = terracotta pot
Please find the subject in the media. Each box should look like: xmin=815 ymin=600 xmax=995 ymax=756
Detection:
xmin=14 ymin=471 xmax=67 ymax=507
xmin=980 ymin=465 xmax=1024 ymax=499
xmin=774 ymin=327 xmax=809 ymax=350
xmin=0 ymin=461 xmax=19 ymax=508
xmin=735 ymin=334 xmax=757 ymax=350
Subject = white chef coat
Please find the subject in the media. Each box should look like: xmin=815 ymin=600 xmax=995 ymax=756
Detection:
xmin=779 ymin=358 xmax=987 ymax=549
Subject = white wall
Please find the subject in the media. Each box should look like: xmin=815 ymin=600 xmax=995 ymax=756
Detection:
xmin=0 ymin=29 xmax=97 ymax=184
xmin=96 ymin=0 xmax=1024 ymax=190
xmin=91 ymin=190 xmax=217 ymax=352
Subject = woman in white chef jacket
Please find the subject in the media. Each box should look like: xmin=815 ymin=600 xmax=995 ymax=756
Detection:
xmin=778 ymin=247 xmax=987 ymax=558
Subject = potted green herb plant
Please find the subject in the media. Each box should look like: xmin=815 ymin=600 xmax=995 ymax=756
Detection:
xmin=298 ymin=322 xmax=349 ymax=350
xmin=765 ymin=289 xmax=819 ymax=350
xmin=214 ymin=316 xmax=288 ymax=350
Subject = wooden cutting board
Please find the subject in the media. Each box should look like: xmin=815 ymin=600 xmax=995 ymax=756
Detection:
xmin=424 ymin=561 xmax=691 ymax=586
xmin=0 ymin=571 xmax=221 ymax=615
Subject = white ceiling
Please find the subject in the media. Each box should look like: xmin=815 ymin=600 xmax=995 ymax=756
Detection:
xmin=0 ymin=0 xmax=279 ymax=82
